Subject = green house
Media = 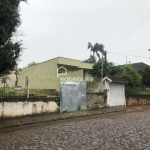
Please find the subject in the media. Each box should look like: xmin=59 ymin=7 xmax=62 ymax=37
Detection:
xmin=18 ymin=57 xmax=93 ymax=91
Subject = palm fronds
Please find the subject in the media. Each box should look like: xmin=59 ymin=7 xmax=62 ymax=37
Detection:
xmin=88 ymin=42 xmax=105 ymax=61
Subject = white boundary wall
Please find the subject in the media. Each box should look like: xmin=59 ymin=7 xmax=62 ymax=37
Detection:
xmin=0 ymin=101 xmax=59 ymax=118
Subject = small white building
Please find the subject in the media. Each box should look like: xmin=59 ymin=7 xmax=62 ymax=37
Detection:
xmin=101 ymin=75 xmax=128 ymax=107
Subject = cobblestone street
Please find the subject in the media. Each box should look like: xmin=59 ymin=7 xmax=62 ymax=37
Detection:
xmin=0 ymin=110 xmax=150 ymax=150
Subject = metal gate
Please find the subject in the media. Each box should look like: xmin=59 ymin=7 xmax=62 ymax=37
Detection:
xmin=107 ymin=83 xmax=126 ymax=106
xmin=60 ymin=82 xmax=86 ymax=112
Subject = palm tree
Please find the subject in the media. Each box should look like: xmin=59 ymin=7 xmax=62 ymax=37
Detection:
xmin=88 ymin=42 xmax=105 ymax=61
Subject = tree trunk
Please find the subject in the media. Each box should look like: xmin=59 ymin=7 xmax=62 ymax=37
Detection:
xmin=93 ymin=52 xmax=96 ymax=62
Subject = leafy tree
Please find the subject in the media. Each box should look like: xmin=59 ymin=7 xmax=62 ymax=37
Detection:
xmin=82 ymin=55 xmax=96 ymax=63
xmin=138 ymin=66 xmax=150 ymax=87
xmin=109 ymin=65 xmax=121 ymax=76
xmin=90 ymin=60 xmax=115 ymax=78
xmin=117 ymin=65 xmax=141 ymax=87
xmin=27 ymin=61 xmax=38 ymax=67
xmin=0 ymin=0 xmax=26 ymax=74
xmin=19 ymin=61 xmax=38 ymax=70
xmin=88 ymin=42 xmax=105 ymax=62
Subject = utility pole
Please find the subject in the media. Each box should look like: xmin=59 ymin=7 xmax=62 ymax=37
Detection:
xmin=105 ymin=50 xmax=107 ymax=76
xmin=25 ymin=76 xmax=29 ymax=98
xmin=27 ymin=78 xmax=29 ymax=98
xmin=101 ymin=50 xmax=107 ymax=80
xmin=101 ymin=53 xmax=103 ymax=80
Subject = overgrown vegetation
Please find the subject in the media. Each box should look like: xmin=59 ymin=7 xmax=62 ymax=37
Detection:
xmin=117 ymin=65 xmax=141 ymax=88
xmin=62 ymin=109 xmax=70 ymax=113
xmin=0 ymin=87 xmax=54 ymax=97
xmin=90 ymin=60 xmax=115 ymax=77
xmin=138 ymin=66 xmax=150 ymax=87
xmin=125 ymin=88 xmax=150 ymax=95
xmin=77 ymin=105 xmax=81 ymax=111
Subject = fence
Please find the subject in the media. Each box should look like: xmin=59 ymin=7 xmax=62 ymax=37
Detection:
xmin=0 ymin=87 xmax=60 ymax=99
xmin=0 ymin=75 xmax=102 ymax=99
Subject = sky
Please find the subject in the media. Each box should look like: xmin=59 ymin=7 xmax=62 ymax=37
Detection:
xmin=18 ymin=0 xmax=150 ymax=68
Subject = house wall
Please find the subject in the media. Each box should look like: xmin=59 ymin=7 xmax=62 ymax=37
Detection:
xmin=0 ymin=101 xmax=59 ymax=119
xmin=62 ymin=67 xmax=83 ymax=78
xmin=18 ymin=59 xmax=59 ymax=90
xmin=18 ymin=58 xmax=86 ymax=91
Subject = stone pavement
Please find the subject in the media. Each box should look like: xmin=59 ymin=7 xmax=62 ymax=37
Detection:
xmin=0 ymin=105 xmax=150 ymax=129
xmin=0 ymin=108 xmax=150 ymax=149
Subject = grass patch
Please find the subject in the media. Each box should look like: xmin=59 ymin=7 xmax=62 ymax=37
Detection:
xmin=0 ymin=87 xmax=54 ymax=97
xmin=36 ymin=109 xmax=126 ymax=124
xmin=16 ymin=122 xmax=21 ymax=126
xmin=39 ymin=119 xmax=50 ymax=123
xmin=62 ymin=109 xmax=70 ymax=113
xmin=77 ymin=105 xmax=81 ymax=111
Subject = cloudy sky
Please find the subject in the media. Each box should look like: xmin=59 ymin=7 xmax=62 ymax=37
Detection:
xmin=18 ymin=0 xmax=150 ymax=68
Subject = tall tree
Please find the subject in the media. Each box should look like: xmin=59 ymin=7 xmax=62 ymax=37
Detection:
xmin=90 ymin=60 xmax=115 ymax=77
xmin=88 ymin=42 xmax=105 ymax=61
xmin=109 ymin=65 xmax=122 ymax=76
xmin=82 ymin=55 xmax=96 ymax=63
xmin=138 ymin=66 xmax=150 ymax=87
xmin=0 ymin=0 xmax=26 ymax=75
xmin=117 ymin=65 xmax=141 ymax=88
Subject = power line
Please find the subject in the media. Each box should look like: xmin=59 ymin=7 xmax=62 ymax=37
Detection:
xmin=109 ymin=13 xmax=150 ymax=51
xmin=107 ymin=51 xmax=150 ymax=59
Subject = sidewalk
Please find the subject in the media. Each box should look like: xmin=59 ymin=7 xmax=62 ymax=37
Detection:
xmin=0 ymin=105 xmax=150 ymax=129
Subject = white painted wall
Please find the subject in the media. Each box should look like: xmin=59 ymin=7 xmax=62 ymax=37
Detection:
xmin=0 ymin=101 xmax=59 ymax=118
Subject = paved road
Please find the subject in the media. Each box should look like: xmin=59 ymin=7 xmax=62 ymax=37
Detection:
xmin=0 ymin=110 xmax=150 ymax=150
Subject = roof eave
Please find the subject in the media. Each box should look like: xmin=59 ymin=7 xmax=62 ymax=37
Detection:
xmin=111 ymin=81 xmax=128 ymax=84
